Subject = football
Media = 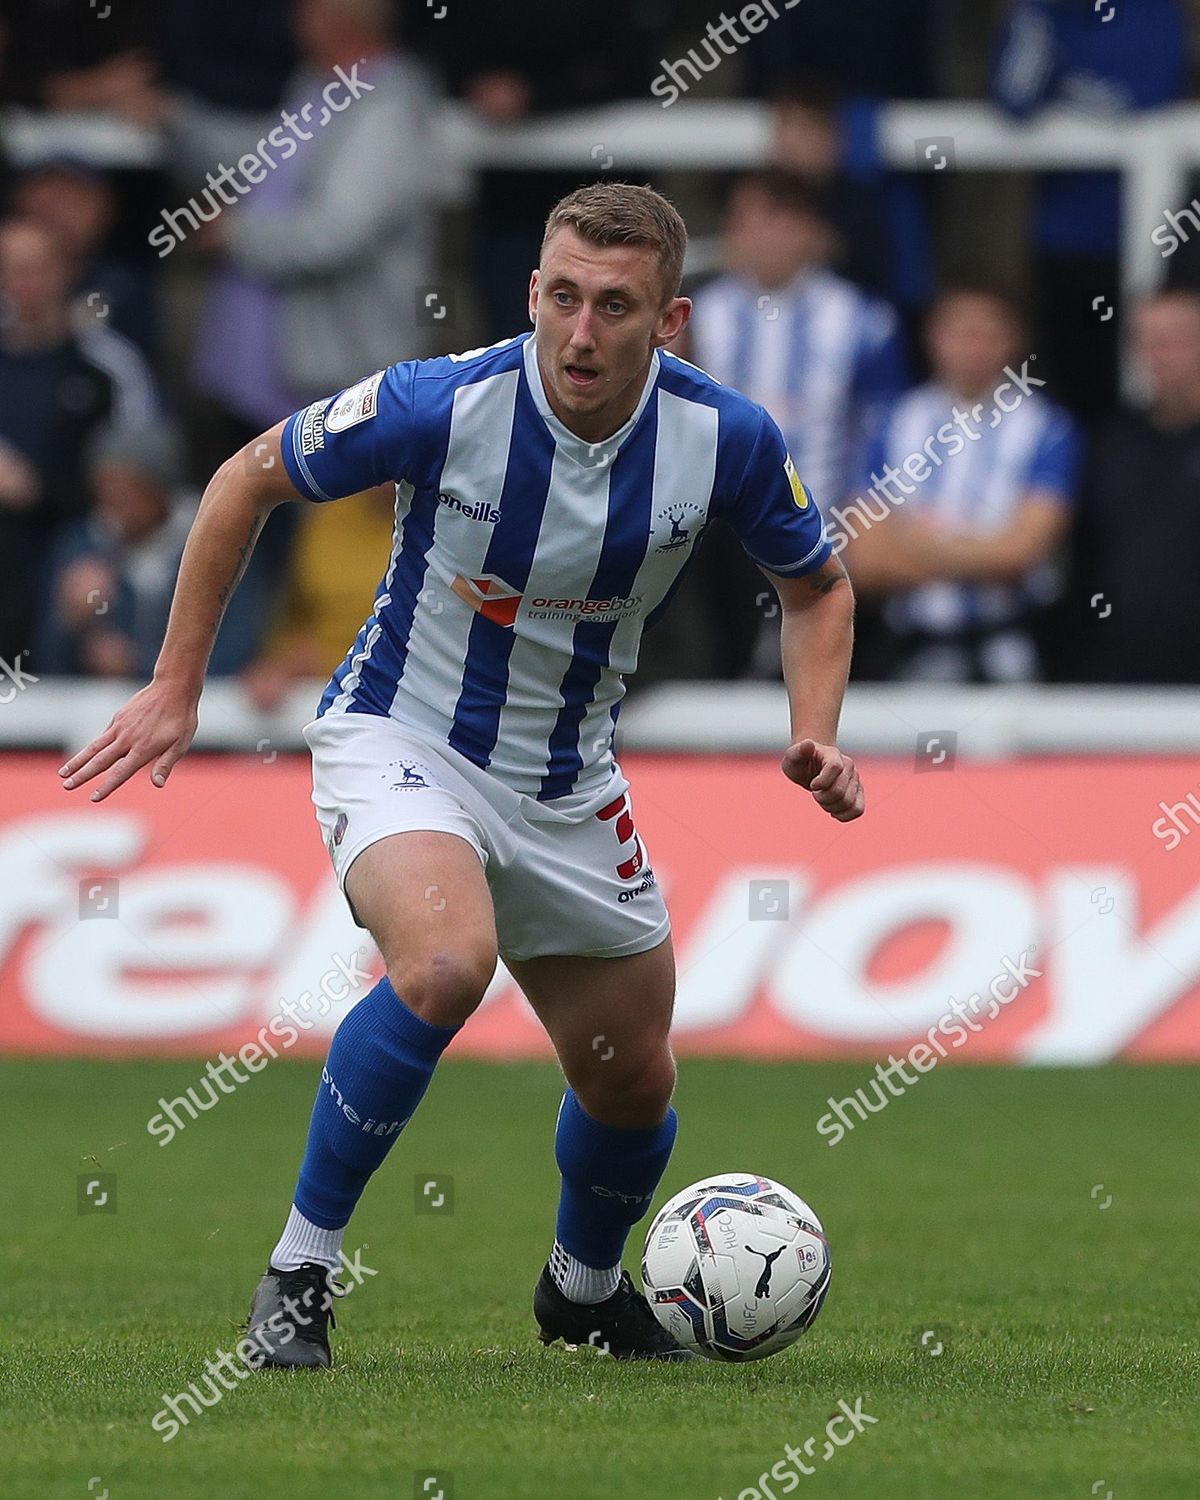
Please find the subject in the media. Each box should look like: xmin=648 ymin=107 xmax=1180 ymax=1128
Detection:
xmin=641 ymin=1173 xmax=831 ymax=1362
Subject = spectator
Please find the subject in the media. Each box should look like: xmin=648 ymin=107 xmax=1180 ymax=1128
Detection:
xmin=188 ymin=0 xmax=442 ymax=625
xmin=0 ymin=218 xmax=158 ymax=667
xmin=769 ymin=82 xmax=935 ymax=337
xmin=690 ymin=170 xmax=906 ymax=510
xmin=34 ymin=423 xmax=269 ymax=678
xmin=240 ymin=484 xmax=396 ymax=712
xmin=1064 ymin=288 xmax=1200 ymax=685
xmin=678 ymin=170 xmax=906 ymax=680
xmin=191 ymin=0 xmax=443 ymax=432
xmin=10 ymin=159 xmax=157 ymax=356
xmin=843 ymin=285 xmax=1081 ymax=683
xmin=769 ymin=82 xmax=892 ymax=300
xmin=990 ymin=0 xmax=1188 ymax=419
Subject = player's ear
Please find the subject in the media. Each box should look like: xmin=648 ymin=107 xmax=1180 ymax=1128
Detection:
xmin=528 ymin=269 xmax=540 ymax=326
xmin=653 ymin=296 xmax=691 ymax=349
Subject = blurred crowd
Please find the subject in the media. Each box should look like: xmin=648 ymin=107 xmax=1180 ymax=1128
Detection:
xmin=0 ymin=0 xmax=1197 ymax=693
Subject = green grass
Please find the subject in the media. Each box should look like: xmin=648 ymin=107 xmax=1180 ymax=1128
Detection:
xmin=2 ymin=1058 xmax=1196 ymax=1500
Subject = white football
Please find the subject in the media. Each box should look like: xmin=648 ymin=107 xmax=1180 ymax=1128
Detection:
xmin=641 ymin=1172 xmax=831 ymax=1361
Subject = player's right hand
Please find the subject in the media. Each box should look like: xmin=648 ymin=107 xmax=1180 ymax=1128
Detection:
xmin=58 ymin=678 xmax=200 ymax=802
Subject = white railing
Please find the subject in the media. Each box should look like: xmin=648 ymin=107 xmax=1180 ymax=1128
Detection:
xmin=2 ymin=680 xmax=1198 ymax=756
xmin=4 ymin=98 xmax=1193 ymax=314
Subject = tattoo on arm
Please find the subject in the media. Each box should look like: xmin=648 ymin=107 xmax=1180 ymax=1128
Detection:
xmin=215 ymin=514 xmax=262 ymax=619
xmin=805 ymin=557 xmax=850 ymax=597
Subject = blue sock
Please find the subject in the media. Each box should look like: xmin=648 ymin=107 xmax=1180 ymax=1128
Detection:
xmin=292 ymin=976 xmax=459 ymax=1229
xmin=554 ymin=1089 xmax=678 ymax=1269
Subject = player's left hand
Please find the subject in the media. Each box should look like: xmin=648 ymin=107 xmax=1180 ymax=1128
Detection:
xmin=782 ymin=739 xmax=864 ymax=822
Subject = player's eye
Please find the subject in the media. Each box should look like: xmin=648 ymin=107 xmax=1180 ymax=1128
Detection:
xmin=553 ymin=291 xmax=574 ymax=307
xmin=605 ymin=300 xmax=627 ymax=316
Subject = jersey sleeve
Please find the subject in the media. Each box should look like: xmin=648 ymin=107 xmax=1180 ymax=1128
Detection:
xmin=727 ymin=410 xmax=833 ymax=577
xmin=280 ymin=363 xmax=415 ymax=502
xmin=1027 ymin=409 xmax=1082 ymax=506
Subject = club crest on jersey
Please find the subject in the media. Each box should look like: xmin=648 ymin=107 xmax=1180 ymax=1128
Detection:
xmin=325 ymin=370 xmax=384 ymax=433
xmin=654 ymin=500 xmax=704 ymax=553
xmin=451 ymin=573 xmax=524 ymax=627
xmin=784 ymin=454 xmax=812 ymax=510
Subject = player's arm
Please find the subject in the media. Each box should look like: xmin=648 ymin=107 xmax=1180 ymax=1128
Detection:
xmin=59 ymin=423 xmax=303 ymax=801
xmin=763 ymin=555 xmax=864 ymax=823
xmin=727 ymin=410 xmax=863 ymax=822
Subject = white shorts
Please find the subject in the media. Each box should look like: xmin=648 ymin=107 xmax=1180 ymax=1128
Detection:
xmin=303 ymin=713 xmax=671 ymax=963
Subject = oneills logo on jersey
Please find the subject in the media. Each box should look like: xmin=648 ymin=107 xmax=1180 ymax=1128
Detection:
xmin=438 ymin=491 xmax=501 ymax=524
xmin=784 ymin=454 xmax=812 ymax=510
xmin=451 ymin=573 xmax=524 ymax=627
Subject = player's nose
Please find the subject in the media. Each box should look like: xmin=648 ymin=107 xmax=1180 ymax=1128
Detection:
xmin=571 ymin=305 xmax=599 ymax=350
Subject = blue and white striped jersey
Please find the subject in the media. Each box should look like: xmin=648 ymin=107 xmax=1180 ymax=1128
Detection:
xmin=690 ymin=268 xmax=906 ymax=507
xmin=866 ymin=381 xmax=1081 ymax=635
xmin=281 ymin=332 xmax=830 ymax=805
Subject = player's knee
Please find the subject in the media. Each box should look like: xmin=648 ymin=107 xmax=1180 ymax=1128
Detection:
xmin=385 ymin=944 xmax=496 ymax=1027
xmin=580 ymin=1046 xmax=676 ymax=1128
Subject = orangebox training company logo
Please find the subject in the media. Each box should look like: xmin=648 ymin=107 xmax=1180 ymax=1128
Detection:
xmin=528 ymin=594 xmax=642 ymax=624
xmin=451 ymin=573 xmax=524 ymax=626
xmin=451 ymin=574 xmax=643 ymax=627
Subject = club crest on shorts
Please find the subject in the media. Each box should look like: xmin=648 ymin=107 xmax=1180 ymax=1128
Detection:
xmin=386 ymin=760 xmax=430 ymax=791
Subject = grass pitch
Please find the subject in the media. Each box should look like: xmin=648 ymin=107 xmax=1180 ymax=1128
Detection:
xmin=2 ymin=1057 xmax=1196 ymax=1500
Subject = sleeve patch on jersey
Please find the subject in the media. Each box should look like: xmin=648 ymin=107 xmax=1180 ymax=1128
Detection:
xmin=784 ymin=454 xmax=811 ymax=510
xmin=298 ymin=400 xmax=327 ymax=456
xmin=325 ymin=370 xmax=385 ymax=433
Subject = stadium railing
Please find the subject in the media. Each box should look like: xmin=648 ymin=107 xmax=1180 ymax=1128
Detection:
xmin=5 ymin=98 xmax=1193 ymax=318
xmin=3 ymin=681 xmax=1198 ymax=756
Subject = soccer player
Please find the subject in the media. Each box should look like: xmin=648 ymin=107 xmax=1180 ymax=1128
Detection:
xmin=59 ymin=184 xmax=863 ymax=1364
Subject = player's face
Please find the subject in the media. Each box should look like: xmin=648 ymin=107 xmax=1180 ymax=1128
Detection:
xmin=926 ymin=295 xmax=1020 ymax=398
xmin=530 ymin=227 xmax=690 ymax=441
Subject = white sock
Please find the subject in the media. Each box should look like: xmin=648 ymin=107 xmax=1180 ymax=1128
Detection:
xmin=549 ymin=1239 xmax=621 ymax=1304
xmin=270 ymin=1205 xmax=345 ymax=1272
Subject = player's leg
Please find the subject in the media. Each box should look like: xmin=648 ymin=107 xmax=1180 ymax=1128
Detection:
xmin=508 ymin=938 xmax=694 ymax=1359
xmin=250 ymin=830 xmax=496 ymax=1367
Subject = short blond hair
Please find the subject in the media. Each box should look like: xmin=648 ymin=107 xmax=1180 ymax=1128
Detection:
xmin=542 ymin=183 xmax=688 ymax=302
